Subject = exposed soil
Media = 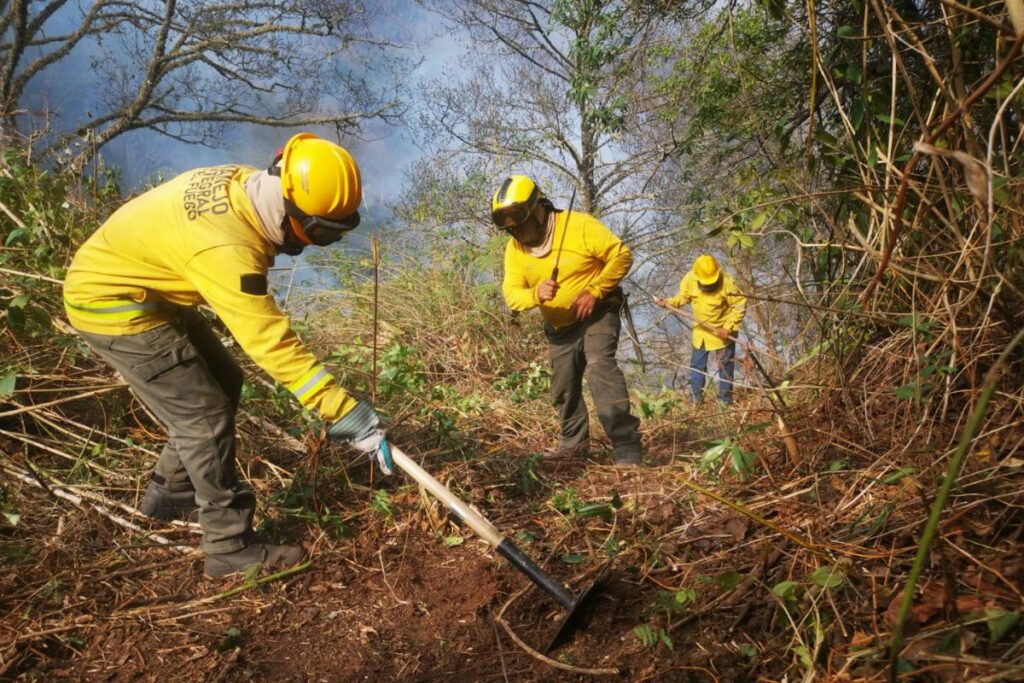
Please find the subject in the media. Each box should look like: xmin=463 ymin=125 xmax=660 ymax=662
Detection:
xmin=1 ymin=434 xmax=767 ymax=683
xmin=3 ymin=401 xmax=1023 ymax=682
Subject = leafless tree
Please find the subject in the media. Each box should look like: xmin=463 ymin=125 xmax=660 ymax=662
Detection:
xmin=416 ymin=0 xmax=711 ymax=227
xmin=1 ymin=0 xmax=406 ymax=169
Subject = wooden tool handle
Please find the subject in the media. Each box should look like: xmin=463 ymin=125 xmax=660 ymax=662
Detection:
xmin=390 ymin=445 xmax=503 ymax=547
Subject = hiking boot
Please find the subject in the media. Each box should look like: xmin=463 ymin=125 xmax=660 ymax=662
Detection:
xmin=546 ymin=444 xmax=589 ymax=460
xmin=204 ymin=543 xmax=305 ymax=578
xmin=613 ymin=450 xmax=642 ymax=467
xmin=138 ymin=480 xmax=198 ymax=522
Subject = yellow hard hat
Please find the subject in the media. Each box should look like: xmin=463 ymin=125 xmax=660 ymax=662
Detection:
xmin=692 ymin=254 xmax=721 ymax=286
xmin=491 ymin=175 xmax=541 ymax=229
xmin=277 ymin=133 xmax=362 ymax=246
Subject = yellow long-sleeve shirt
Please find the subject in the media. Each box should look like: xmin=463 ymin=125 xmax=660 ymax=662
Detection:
xmin=63 ymin=165 xmax=357 ymax=421
xmin=502 ymin=210 xmax=632 ymax=330
xmin=667 ymin=271 xmax=746 ymax=351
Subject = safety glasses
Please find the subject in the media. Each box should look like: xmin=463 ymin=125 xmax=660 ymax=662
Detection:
xmin=697 ymin=275 xmax=723 ymax=293
xmin=284 ymin=199 xmax=360 ymax=246
xmin=491 ymin=203 xmax=534 ymax=233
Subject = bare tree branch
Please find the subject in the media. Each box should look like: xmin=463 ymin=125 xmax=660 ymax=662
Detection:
xmin=1 ymin=0 xmax=407 ymax=168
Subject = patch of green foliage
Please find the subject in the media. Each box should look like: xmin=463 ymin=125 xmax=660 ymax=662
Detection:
xmin=492 ymin=361 xmax=550 ymax=402
xmin=0 ymin=485 xmax=20 ymax=528
xmin=371 ymin=489 xmax=393 ymax=518
xmin=548 ymin=487 xmax=623 ymax=523
xmin=633 ymin=624 xmax=673 ymax=651
xmin=0 ymin=147 xmax=121 ymax=351
xmin=635 ymin=388 xmax=680 ymax=419
xmin=264 ymin=473 xmax=351 ymax=537
xmin=217 ymin=627 xmax=245 ymax=652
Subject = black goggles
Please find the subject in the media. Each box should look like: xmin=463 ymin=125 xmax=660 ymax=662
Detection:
xmin=491 ymin=203 xmax=534 ymax=232
xmin=697 ymin=275 xmax=723 ymax=293
xmin=284 ymin=198 xmax=360 ymax=246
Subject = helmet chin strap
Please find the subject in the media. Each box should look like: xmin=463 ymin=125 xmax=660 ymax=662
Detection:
xmin=277 ymin=215 xmax=306 ymax=256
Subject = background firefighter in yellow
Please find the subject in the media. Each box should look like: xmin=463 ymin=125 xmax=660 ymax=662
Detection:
xmin=495 ymin=175 xmax=643 ymax=466
xmin=63 ymin=134 xmax=393 ymax=577
xmin=656 ymin=254 xmax=746 ymax=404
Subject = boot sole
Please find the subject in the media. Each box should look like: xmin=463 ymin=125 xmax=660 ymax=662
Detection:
xmin=204 ymin=557 xmax=304 ymax=578
xmin=204 ymin=561 xmax=262 ymax=578
xmin=139 ymin=506 xmax=199 ymax=523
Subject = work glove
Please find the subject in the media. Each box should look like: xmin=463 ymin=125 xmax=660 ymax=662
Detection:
xmin=327 ymin=400 xmax=394 ymax=475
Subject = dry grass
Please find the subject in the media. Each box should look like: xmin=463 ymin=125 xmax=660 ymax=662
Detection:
xmin=3 ymin=2 xmax=1024 ymax=675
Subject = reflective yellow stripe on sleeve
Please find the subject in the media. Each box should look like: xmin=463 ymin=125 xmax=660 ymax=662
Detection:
xmin=288 ymin=365 xmax=332 ymax=405
xmin=63 ymin=294 xmax=166 ymax=321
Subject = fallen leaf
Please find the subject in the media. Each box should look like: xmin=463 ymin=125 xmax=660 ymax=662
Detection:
xmin=955 ymin=596 xmax=986 ymax=614
xmin=848 ymin=631 xmax=874 ymax=649
xmin=913 ymin=141 xmax=989 ymax=205
xmin=910 ymin=581 xmax=947 ymax=624
xmin=885 ymin=593 xmax=910 ymax=627
xmin=911 ymin=602 xmax=942 ymax=624
xmin=725 ymin=517 xmax=749 ymax=543
xmin=902 ymin=636 xmax=941 ymax=664
xmin=886 ymin=582 xmax=946 ymax=627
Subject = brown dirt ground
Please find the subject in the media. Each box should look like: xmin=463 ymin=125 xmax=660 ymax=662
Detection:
xmin=1 ymin=437 xmax=764 ymax=683
xmin=3 ymin=418 xmax=1023 ymax=682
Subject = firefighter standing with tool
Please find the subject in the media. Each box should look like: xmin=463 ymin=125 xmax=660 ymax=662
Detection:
xmin=656 ymin=254 xmax=746 ymax=405
xmin=63 ymin=133 xmax=393 ymax=577
xmin=493 ymin=175 xmax=643 ymax=466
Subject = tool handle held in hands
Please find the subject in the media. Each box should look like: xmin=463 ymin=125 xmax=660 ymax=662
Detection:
xmin=550 ymin=185 xmax=578 ymax=282
xmin=655 ymin=297 xmax=791 ymax=411
xmin=656 ymin=298 xmax=738 ymax=344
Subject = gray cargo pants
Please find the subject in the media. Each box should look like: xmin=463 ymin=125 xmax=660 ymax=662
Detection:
xmin=77 ymin=309 xmax=254 ymax=554
xmin=545 ymin=298 xmax=642 ymax=458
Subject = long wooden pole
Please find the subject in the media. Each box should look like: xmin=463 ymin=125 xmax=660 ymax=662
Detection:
xmin=371 ymin=236 xmax=381 ymax=403
xmin=550 ymin=186 xmax=577 ymax=282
